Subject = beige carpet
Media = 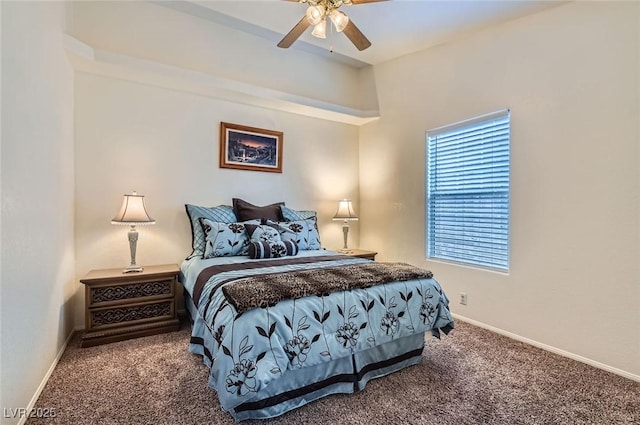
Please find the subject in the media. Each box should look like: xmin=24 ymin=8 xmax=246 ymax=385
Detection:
xmin=27 ymin=320 xmax=638 ymax=425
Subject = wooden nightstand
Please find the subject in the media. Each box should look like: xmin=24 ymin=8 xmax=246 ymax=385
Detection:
xmin=80 ymin=264 xmax=181 ymax=347
xmin=340 ymin=249 xmax=377 ymax=261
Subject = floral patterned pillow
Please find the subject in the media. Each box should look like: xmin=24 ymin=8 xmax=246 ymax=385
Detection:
xmin=276 ymin=217 xmax=322 ymax=250
xmin=244 ymin=223 xmax=282 ymax=244
xmin=185 ymin=204 xmax=237 ymax=259
xmin=200 ymin=218 xmax=259 ymax=258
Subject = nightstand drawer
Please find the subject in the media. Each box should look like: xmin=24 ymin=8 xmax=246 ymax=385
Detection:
xmin=89 ymin=278 xmax=175 ymax=307
xmin=89 ymin=299 xmax=175 ymax=330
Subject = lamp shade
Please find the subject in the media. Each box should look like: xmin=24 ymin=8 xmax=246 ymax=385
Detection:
xmin=329 ymin=10 xmax=349 ymax=33
xmin=111 ymin=192 xmax=155 ymax=225
xmin=333 ymin=199 xmax=358 ymax=221
xmin=305 ymin=5 xmax=325 ymax=26
xmin=311 ymin=20 xmax=327 ymax=39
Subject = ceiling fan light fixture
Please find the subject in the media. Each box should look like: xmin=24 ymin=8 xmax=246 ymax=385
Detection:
xmin=311 ymin=19 xmax=327 ymax=38
xmin=278 ymin=0 xmax=377 ymax=51
xmin=329 ymin=10 xmax=349 ymax=33
xmin=305 ymin=5 xmax=325 ymax=26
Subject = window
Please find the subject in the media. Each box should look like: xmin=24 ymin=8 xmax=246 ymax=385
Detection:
xmin=426 ymin=109 xmax=510 ymax=271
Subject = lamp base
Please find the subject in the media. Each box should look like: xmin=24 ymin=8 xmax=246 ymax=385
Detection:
xmin=123 ymin=226 xmax=143 ymax=273
xmin=123 ymin=265 xmax=144 ymax=273
xmin=337 ymin=248 xmax=353 ymax=254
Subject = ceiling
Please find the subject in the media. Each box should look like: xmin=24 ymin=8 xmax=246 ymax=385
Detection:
xmin=164 ymin=0 xmax=567 ymax=68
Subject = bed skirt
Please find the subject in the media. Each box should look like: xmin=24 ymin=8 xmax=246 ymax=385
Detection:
xmin=185 ymin=294 xmax=425 ymax=421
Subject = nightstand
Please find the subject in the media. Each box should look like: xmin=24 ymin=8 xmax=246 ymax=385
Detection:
xmin=340 ymin=249 xmax=377 ymax=261
xmin=80 ymin=264 xmax=181 ymax=347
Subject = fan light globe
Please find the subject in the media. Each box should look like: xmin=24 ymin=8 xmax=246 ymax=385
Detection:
xmin=329 ymin=10 xmax=349 ymax=32
xmin=305 ymin=5 xmax=325 ymax=26
xmin=311 ymin=20 xmax=327 ymax=39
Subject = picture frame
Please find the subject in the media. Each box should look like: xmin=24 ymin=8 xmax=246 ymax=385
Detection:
xmin=219 ymin=122 xmax=283 ymax=173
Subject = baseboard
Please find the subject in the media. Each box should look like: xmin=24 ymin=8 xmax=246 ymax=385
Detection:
xmin=15 ymin=327 xmax=81 ymax=425
xmin=453 ymin=314 xmax=640 ymax=383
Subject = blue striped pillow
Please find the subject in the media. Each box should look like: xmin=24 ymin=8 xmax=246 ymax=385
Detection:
xmin=280 ymin=205 xmax=317 ymax=222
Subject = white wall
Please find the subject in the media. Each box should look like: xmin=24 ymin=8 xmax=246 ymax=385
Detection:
xmin=360 ymin=1 xmax=639 ymax=377
xmin=0 ymin=1 xmax=75 ymax=423
xmin=73 ymin=72 xmax=360 ymax=325
xmin=67 ymin=1 xmax=377 ymax=113
xmin=70 ymin=2 xmax=364 ymax=328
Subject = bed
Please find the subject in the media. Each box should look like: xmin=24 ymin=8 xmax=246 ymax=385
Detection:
xmin=180 ymin=200 xmax=454 ymax=421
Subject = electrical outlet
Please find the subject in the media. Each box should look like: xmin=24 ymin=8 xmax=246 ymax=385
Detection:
xmin=460 ymin=292 xmax=467 ymax=305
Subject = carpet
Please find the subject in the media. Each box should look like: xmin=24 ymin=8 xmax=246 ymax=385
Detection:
xmin=26 ymin=320 xmax=639 ymax=424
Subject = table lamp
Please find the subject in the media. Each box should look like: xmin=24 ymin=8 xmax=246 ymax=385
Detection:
xmin=111 ymin=191 xmax=155 ymax=273
xmin=333 ymin=199 xmax=358 ymax=253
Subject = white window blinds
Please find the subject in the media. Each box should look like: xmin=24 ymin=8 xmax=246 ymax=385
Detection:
xmin=426 ymin=109 xmax=510 ymax=271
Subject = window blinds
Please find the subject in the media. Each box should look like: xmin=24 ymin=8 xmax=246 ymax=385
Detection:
xmin=426 ymin=109 xmax=510 ymax=271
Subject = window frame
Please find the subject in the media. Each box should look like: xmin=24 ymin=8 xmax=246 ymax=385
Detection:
xmin=426 ymin=109 xmax=511 ymax=272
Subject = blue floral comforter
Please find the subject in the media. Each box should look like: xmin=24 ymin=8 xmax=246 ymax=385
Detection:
xmin=181 ymin=250 xmax=454 ymax=414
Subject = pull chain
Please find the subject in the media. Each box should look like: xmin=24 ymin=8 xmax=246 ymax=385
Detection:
xmin=329 ymin=18 xmax=334 ymax=52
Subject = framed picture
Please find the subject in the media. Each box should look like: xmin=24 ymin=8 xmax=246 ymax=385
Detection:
xmin=219 ymin=122 xmax=283 ymax=173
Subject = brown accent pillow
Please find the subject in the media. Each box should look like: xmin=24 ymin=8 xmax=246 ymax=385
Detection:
xmin=232 ymin=198 xmax=285 ymax=222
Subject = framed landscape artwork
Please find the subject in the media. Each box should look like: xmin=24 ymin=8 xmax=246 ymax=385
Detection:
xmin=219 ymin=122 xmax=283 ymax=173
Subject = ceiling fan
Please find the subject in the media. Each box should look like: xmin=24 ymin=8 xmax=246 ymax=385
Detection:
xmin=278 ymin=0 xmax=388 ymax=51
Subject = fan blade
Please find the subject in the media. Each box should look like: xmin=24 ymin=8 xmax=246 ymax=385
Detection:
xmin=342 ymin=20 xmax=371 ymax=51
xmin=277 ymin=16 xmax=311 ymax=48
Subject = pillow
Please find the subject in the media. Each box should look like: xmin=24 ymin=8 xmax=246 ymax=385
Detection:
xmin=232 ymin=198 xmax=285 ymax=222
xmin=245 ymin=222 xmax=282 ymax=244
xmin=200 ymin=218 xmax=259 ymax=258
xmin=185 ymin=204 xmax=237 ymax=259
xmin=277 ymin=217 xmax=322 ymax=250
xmin=248 ymin=240 xmax=299 ymax=259
xmin=280 ymin=205 xmax=317 ymax=222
